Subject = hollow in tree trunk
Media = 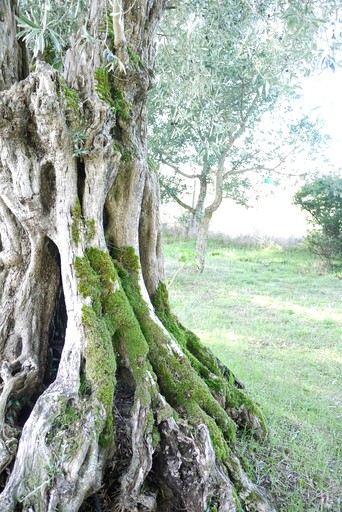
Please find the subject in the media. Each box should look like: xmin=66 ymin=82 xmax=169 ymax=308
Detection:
xmin=0 ymin=1 xmax=276 ymax=510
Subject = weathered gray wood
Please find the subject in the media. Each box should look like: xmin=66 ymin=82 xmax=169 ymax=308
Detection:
xmin=0 ymin=0 xmax=28 ymax=91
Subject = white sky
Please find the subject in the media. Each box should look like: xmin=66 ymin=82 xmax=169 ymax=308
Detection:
xmin=302 ymin=68 xmax=342 ymax=168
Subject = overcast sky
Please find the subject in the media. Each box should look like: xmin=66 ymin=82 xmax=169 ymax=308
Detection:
xmin=303 ymin=68 xmax=342 ymax=169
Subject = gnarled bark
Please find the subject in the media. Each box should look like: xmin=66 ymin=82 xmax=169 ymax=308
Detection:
xmin=0 ymin=1 xmax=276 ymax=511
xmin=0 ymin=0 xmax=28 ymax=91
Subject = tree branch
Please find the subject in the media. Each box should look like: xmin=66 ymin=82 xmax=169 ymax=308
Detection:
xmin=161 ymin=160 xmax=201 ymax=179
xmin=169 ymin=192 xmax=194 ymax=213
xmin=112 ymin=0 xmax=126 ymax=48
xmin=239 ymin=77 xmax=246 ymax=123
xmin=224 ymin=143 xmax=308 ymax=179
xmin=204 ymin=158 xmax=224 ymax=217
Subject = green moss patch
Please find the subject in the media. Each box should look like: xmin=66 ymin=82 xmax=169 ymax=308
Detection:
xmin=74 ymin=248 xmax=156 ymax=444
xmin=71 ymin=198 xmax=96 ymax=247
xmin=152 ymin=282 xmax=266 ymax=433
xmin=71 ymin=197 xmax=82 ymax=245
xmin=114 ymin=256 xmax=238 ymax=460
xmin=127 ymin=45 xmax=145 ymax=69
xmin=81 ymin=305 xmax=116 ymax=446
xmin=75 ymin=249 xmax=119 ymax=446
xmin=61 ymin=79 xmax=81 ymax=113
xmin=94 ymin=67 xmax=131 ymax=121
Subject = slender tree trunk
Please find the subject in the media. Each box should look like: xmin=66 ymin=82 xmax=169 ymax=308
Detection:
xmin=195 ymin=159 xmax=225 ymax=272
xmin=195 ymin=212 xmax=213 ymax=272
xmin=187 ymin=173 xmax=207 ymax=239
xmin=0 ymin=2 xmax=275 ymax=511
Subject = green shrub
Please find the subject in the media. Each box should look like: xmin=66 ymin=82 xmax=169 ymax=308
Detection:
xmin=294 ymin=175 xmax=342 ymax=266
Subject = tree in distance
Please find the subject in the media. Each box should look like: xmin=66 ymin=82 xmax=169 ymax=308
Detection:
xmin=148 ymin=0 xmax=340 ymax=271
xmin=294 ymin=175 xmax=342 ymax=267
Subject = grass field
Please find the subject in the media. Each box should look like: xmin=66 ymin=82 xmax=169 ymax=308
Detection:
xmin=163 ymin=236 xmax=342 ymax=512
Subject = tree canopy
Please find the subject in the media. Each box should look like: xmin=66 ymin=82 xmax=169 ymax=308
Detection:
xmin=148 ymin=0 xmax=341 ymax=270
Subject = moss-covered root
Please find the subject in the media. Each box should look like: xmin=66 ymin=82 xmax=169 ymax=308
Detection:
xmin=152 ymin=282 xmax=266 ymax=439
xmin=113 ymin=254 xmax=234 ymax=461
xmin=226 ymin=453 xmax=277 ymax=512
xmin=75 ymin=251 xmax=117 ymax=447
xmin=74 ymin=247 xmax=166 ymax=508
xmin=73 ymin=246 xmax=275 ymax=510
xmin=154 ymin=417 xmax=239 ymax=512
xmin=111 ymin=249 xmax=277 ymax=511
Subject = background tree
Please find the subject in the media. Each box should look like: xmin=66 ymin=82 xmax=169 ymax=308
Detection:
xmin=0 ymin=1 xmax=277 ymax=510
xmin=148 ymin=0 xmax=341 ymax=271
xmin=294 ymin=175 xmax=342 ymax=266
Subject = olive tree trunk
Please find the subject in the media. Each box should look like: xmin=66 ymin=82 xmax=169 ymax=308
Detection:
xmin=0 ymin=1 xmax=275 ymax=510
xmin=194 ymin=159 xmax=225 ymax=273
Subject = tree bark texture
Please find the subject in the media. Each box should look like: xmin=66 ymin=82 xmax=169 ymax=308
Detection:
xmin=0 ymin=0 xmax=28 ymax=91
xmin=0 ymin=1 xmax=275 ymax=510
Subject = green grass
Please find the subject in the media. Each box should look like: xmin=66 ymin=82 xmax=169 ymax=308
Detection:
xmin=163 ymin=236 xmax=342 ymax=512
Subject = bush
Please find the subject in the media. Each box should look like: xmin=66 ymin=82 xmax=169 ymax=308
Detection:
xmin=294 ymin=175 xmax=342 ymax=266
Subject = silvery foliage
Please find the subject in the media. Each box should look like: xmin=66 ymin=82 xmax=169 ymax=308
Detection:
xmin=17 ymin=0 xmax=91 ymax=58
xmin=148 ymin=0 xmax=341 ymax=201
